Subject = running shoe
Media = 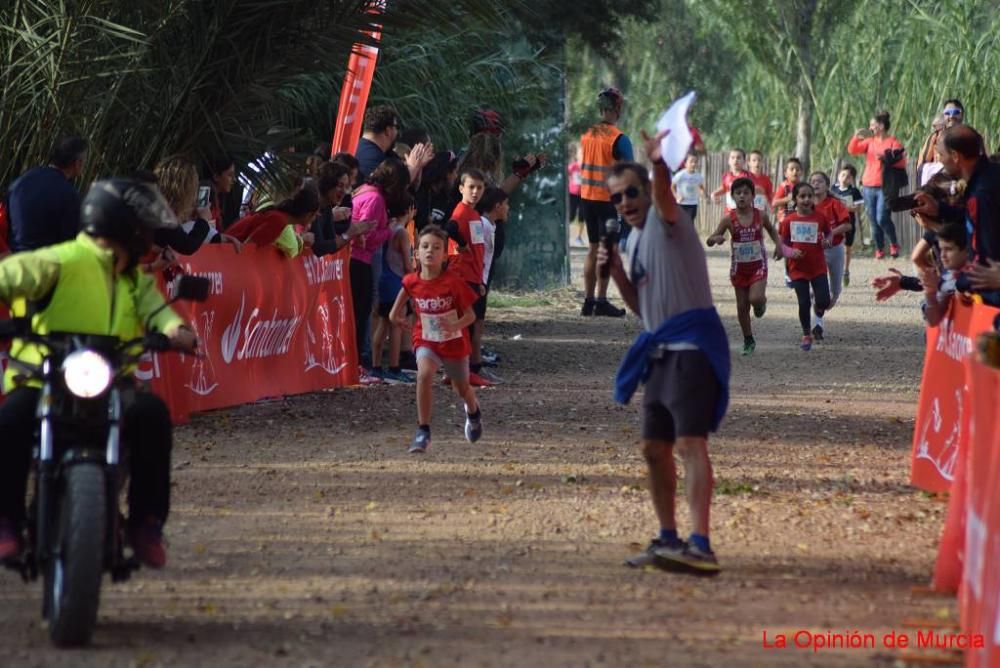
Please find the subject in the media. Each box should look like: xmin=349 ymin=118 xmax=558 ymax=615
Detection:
xmin=594 ymin=301 xmax=626 ymax=318
xmin=753 ymin=301 xmax=766 ymax=318
xmin=843 ymin=271 xmax=850 ymax=287
xmin=874 ymin=249 xmax=885 ymax=260
xmin=481 ymin=348 xmax=500 ymax=365
xmin=889 ymin=244 xmax=900 ymax=259
xmin=581 ymin=299 xmax=595 ymax=316
xmin=742 ymin=339 xmax=756 ymax=356
xmin=0 ymin=518 xmax=23 ymax=562
xmin=784 ymin=273 xmax=793 ymax=288
xmin=655 ymin=542 xmax=721 ymax=576
xmin=811 ymin=325 xmax=824 ymax=342
xmin=383 ymin=369 xmax=414 ymax=384
xmin=409 ymin=429 xmax=430 ymax=454
xmin=800 ymin=335 xmax=813 ymax=351
xmin=464 ymin=409 xmax=483 ymax=443
xmin=359 ymin=367 xmax=383 ymax=386
xmin=128 ymin=516 xmax=167 ymax=569
xmin=469 ymin=372 xmax=494 ymax=388
xmin=625 ymin=537 xmax=687 ymax=569
xmin=477 ymin=368 xmax=504 ymax=384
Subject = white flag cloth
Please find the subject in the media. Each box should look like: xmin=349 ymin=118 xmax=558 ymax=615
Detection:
xmin=656 ymin=91 xmax=696 ymax=172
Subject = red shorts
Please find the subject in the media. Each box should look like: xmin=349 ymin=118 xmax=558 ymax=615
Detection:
xmin=731 ymin=261 xmax=767 ymax=288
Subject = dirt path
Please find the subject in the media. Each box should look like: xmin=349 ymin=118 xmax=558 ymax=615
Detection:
xmin=1 ymin=246 xmax=954 ymax=667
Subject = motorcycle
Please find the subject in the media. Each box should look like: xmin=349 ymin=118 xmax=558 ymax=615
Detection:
xmin=0 ymin=275 xmax=209 ymax=647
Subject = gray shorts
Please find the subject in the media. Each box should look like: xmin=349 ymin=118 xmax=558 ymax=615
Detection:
xmin=642 ymin=349 xmax=719 ymax=442
xmin=415 ymin=347 xmax=470 ymax=382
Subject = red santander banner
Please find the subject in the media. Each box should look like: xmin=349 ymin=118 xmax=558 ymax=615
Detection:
xmin=141 ymin=244 xmax=358 ymax=422
xmin=330 ymin=1 xmax=386 ymax=156
xmin=910 ymin=298 xmax=1000 ymax=492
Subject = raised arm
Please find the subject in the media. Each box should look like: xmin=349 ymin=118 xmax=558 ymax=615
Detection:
xmin=640 ymin=129 xmax=680 ymax=225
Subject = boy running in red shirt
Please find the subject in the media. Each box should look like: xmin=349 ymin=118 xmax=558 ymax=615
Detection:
xmin=446 ymin=168 xmax=491 ymax=386
xmin=773 ymin=158 xmax=804 ymax=288
xmin=711 ymin=148 xmax=752 ymax=211
xmin=780 ymin=182 xmax=833 ymax=351
xmin=707 ymin=178 xmax=783 ymax=356
xmin=747 ymin=150 xmax=774 ymax=214
xmin=390 ymin=225 xmax=483 ymax=453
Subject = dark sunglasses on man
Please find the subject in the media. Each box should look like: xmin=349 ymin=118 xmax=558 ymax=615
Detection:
xmin=610 ymin=185 xmax=641 ymax=205
xmin=943 ymin=109 xmax=963 ymax=117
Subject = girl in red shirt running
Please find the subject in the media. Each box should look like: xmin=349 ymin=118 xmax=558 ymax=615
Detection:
xmin=389 ymin=225 xmax=483 ymax=453
xmin=809 ymin=172 xmax=853 ymax=341
xmin=706 ymin=178 xmax=782 ymax=356
xmin=780 ymin=183 xmax=834 ymax=351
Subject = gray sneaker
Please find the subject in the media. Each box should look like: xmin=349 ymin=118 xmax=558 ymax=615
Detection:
xmin=477 ymin=368 xmax=504 ymax=384
xmin=408 ymin=429 xmax=430 ymax=454
xmin=464 ymin=409 xmax=483 ymax=443
xmin=655 ymin=542 xmax=721 ymax=576
xmin=625 ymin=538 xmax=686 ymax=569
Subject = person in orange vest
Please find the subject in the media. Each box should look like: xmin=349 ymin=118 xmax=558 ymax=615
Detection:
xmin=579 ymin=88 xmax=633 ymax=317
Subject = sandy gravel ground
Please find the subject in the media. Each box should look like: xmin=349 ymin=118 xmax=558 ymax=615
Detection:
xmin=0 ymin=243 xmax=960 ymax=667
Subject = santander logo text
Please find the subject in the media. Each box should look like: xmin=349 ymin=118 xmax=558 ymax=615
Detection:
xmin=221 ymin=294 xmax=303 ymax=364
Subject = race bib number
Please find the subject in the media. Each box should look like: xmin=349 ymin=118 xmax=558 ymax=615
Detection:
xmin=733 ymin=241 xmax=762 ymax=263
xmin=753 ymin=194 xmax=769 ymax=211
xmin=791 ymin=222 xmax=819 ymax=244
xmin=421 ymin=311 xmax=462 ymax=343
xmin=469 ymin=220 xmax=485 ymax=245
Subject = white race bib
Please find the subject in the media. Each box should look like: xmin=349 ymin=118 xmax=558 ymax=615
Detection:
xmin=469 ymin=220 xmax=485 ymax=245
xmin=680 ymin=182 xmax=698 ymax=202
xmin=753 ymin=194 xmax=769 ymax=211
xmin=790 ymin=222 xmax=819 ymax=244
xmin=733 ymin=241 xmax=762 ymax=263
xmin=420 ymin=311 xmax=462 ymax=343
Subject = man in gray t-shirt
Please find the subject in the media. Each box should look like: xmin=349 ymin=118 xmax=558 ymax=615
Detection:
xmin=600 ymin=131 xmax=723 ymax=575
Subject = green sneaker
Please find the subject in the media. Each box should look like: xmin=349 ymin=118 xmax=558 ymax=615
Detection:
xmin=742 ymin=339 xmax=756 ymax=356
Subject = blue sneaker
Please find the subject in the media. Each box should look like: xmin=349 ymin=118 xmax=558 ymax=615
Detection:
xmin=384 ymin=369 xmax=415 ymax=384
xmin=464 ymin=408 xmax=483 ymax=443
xmin=409 ymin=429 xmax=430 ymax=454
xmin=625 ymin=537 xmax=686 ymax=569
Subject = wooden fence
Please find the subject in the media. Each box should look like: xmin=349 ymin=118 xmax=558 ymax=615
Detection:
xmin=692 ymin=152 xmax=923 ymax=253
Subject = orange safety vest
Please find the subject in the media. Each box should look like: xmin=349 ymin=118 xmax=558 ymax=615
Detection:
xmin=579 ymin=123 xmax=623 ymax=202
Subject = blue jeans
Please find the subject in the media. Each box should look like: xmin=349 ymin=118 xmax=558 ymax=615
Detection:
xmin=862 ymin=186 xmax=898 ymax=251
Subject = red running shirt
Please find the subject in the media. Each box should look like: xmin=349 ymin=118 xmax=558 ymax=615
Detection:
xmin=403 ymin=270 xmax=479 ymax=359
xmin=749 ymin=173 xmax=774 ymax=212
xmin=722 ymin=170 xmax=752 ymax=211
xmin=447 ymin=201 xmax=486 ymax=285
xmin=771 ymin=180 xmax=799 ymax=222
xmin=780 ymin=211 xmax=832 ymax=281
xmin=814 ymin=196 xmax=851 ymax=246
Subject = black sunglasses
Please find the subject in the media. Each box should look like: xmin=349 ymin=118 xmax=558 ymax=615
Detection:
xmin=610 ymin=185 xmax=641 ymax=205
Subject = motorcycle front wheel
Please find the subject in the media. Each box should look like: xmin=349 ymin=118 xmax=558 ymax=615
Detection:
xmin=44 ymin=463 xmax=106 ymax=647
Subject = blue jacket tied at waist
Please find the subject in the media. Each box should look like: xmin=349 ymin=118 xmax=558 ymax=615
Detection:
xmin=614 ymin=307 xmax=731 ymax=431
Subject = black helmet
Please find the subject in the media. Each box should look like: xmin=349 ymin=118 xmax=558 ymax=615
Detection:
xmin=81 ymin=178 xmax=177 ymax=267
xmin=598 ymin=87 xmax=624 ymax=113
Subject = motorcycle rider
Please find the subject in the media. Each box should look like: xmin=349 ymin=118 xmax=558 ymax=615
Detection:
xmin=0 ymin=178 xmax=197 ymax=568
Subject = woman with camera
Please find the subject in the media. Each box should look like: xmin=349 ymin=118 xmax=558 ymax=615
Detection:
xmin=847 ymin=111 xmax=907 ymax=259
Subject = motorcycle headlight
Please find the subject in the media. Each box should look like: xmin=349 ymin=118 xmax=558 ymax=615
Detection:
xmin=61 ymin=350 xmax=113 ymax=398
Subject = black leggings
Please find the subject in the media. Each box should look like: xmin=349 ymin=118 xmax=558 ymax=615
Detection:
xmin=349 ymin=258 xmax=374 ymax=363
xmin=0 ymin=387 xmax=173 ymax=527
xmin=791 ymin=276 xmax=831 ymax=335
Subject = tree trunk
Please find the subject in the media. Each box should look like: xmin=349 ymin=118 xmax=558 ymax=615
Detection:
xmin=796 ymin=90 xmax=812 ymax=171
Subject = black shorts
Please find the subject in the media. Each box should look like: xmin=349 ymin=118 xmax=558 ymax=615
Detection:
xmin=845 ymin=218 xmax=857 ymax=247
xmin=642 ymin=350 xmax=719 ymax=442
xmin=468 ymin=282 xmax=487 ymax=321
xmin=680 ymin=204 xmax=698 ymax=223
xmin=569 ymin=193 xmax=581 ymax=222
xmin=580 ymin=199 xmax=618 ymax=245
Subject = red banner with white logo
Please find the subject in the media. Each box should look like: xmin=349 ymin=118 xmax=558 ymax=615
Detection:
xmin=142 ymin=244 xmax=358 ymax=422
xmin=910 ymin=299 xmax=1000 ymax=493
xmin=330 ymin=1 xmax=386 ymax=156
xmin=962 ymin=359 xmax=1000 ymax=667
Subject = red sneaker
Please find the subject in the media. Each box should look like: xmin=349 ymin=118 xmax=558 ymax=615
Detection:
xmin=874 ymin=249 xmax=885 ymax=260
xmin=0 ymin=518 xmax=23 ymax=561
xmin=469 ymin=372 xmax=494 ymax=387
xmin=889 ymin=244 xmax=900 ymax=259
xmin=128 ymin=517 xmax=167 ymax=569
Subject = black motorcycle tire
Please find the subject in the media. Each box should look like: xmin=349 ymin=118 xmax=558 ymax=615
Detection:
xmin=44 ymin=463 xmax=106 ymax=647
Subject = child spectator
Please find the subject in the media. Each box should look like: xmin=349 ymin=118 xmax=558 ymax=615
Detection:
xmin=389 ymin=225 xmax=483 ymax=454
xmin=706 ymin=177 xmax=782 ymax=356
xmin=474 ymin=187 xmax=510 ymax=384
xmin=921 ymin=223 xmax=973 ymax=326
xmin=711 ymin=148 xmax=752 ymax=211
xmin=672 ymin=153 xmax=705 ymax=223
xmin=372 ymin=196 xmax=416 ymax=383
xmin=226 ymin=186 xmax=318 ymax=257
xmin=446 ymin=168 xmax=491 ymax=386
xmin=414 ymin=151 xmax=459 ymax=232
xmin=747 ymin=150 xmax=774 ymax=214
xmin=568 ymin=145 xmax=584 ymax=244
xmin=830 ymin=163 xmax=864 ymax=285
xmin=780 ymin=182 xmax=833 ymax=351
